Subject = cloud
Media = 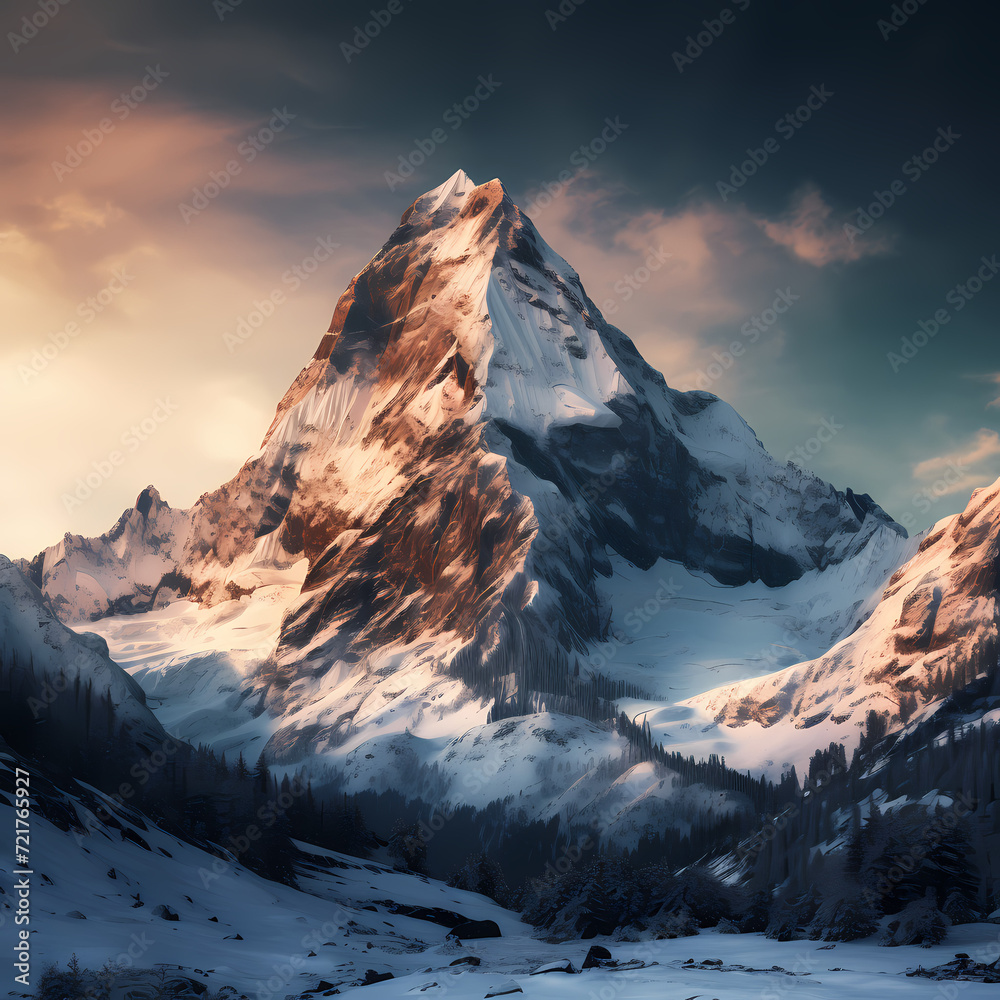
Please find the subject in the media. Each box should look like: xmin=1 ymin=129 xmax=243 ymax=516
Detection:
xmin=911 ymin=428 xmax=1000 ymax=495
xmin=755 ymin=185 xmax=892 ymax=266
xmin=0 ymin=77 xmax=397 ymax=557
xmin=0 ymin=83 xmax=903 ymax=558
xmin=981 ymin=373 xmax=1000 ymax=408
xmin=513 ymin=175 xmax=887 ymax=394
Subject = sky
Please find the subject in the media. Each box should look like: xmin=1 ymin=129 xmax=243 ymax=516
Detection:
xmin=1 ymin=0 xmax=997 ymax=558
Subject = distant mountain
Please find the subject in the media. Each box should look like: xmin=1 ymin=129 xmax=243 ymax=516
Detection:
xmin=686 ymin=477 xmax=1000 ymax=774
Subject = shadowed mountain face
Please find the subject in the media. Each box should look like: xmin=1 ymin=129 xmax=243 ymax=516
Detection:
xmin=22 ymin=171 xmax=909 ymax=768
xmin=0 ymin=555 xmax=171 ymax=763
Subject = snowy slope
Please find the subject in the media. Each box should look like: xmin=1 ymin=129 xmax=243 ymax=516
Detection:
xmin=69 ymin=507 xmax=912 ymax=832
xmin=0 ymin=743 xmax=525 ymax=997
xmin=671 ymin=478 xmax=1000 ymax=777
xmin=585 ymin=517 xmax=916 ymax=702
xmin=73 ymin=576 xmax=305 ymax=756
xmin=4 ymin=744 xmax=999 ymax=1000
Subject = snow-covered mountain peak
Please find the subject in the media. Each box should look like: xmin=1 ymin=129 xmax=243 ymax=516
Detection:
xmin=410 ymin=166 xmax=477 ymax=217
xmin=25 ymin=172 xmax=919 ymax=809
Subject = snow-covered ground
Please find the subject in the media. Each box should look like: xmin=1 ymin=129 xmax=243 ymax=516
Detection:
xmin=589 ymin=516 xmax=916 ymax=701
xmin=71 ymin=579 xmax=301 ymax=756
xmin=355 ymin=926 xmax=1000 ymax=999
xmin=4 ymin=770 xmax=998 ymax=1000
xmin=677 ymin=480 xmax=1000 ymax=778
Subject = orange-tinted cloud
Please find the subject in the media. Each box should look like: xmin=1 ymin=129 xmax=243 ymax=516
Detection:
xmin=0 ymin=78 xmax=393 ymax=557
xmin=912 ymin=428 xmax=1000 ymax=496
xmin=756 ymin=185 xmax=892 ymax=266
xmin=514 ymin=175 xmax=886 ymax=393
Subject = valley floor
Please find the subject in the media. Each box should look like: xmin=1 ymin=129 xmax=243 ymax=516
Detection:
xmin=363 ymin=926 xmax=1000 ymax=999
xmin=6 ymin=789 xmax=999 ymax=999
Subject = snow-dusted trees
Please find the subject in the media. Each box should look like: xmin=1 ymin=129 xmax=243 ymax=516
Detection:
xmin=521 ymin=857 xmax=741 ymax=939
xmin=387 ymin=819 xmax=429 ymax=874
xmin=881 ymin=890 xmax=950 ymax=947
xmin=447 ymin=851 xmax=512 ymax=907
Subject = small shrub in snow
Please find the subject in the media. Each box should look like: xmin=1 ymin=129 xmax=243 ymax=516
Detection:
xmin=611 ymin=924 xmax=646 ymax=943
xmin=942 ymin=889 xmax=979 ymax=926
xmin=811 ymin=893 xmax=880 ymax=942
xmin=447 ymin=851 xmax=512 ymax=908
xmin=733 ymin=889 xmax=770 ymax=933
xmin=766 ymin=890 xmax=819 ymax=941
xmin=37 ymin=955 xmax=85 ymax=1000
xmin=646 ymin=906 xmax=699 ymax=939
xmin=880 ymin=892 xmax=950 ymax=948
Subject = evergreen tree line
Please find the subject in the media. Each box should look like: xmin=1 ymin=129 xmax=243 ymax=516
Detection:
xmin=448 ymin=610 xmax=655 ymax=726
xmin=0 ymin=645 xmax=371 ymax=887
xmin=738 ymin=700 xmax=999 ymax=945
xmin=514 ymin=700 xmax=998 ymax=944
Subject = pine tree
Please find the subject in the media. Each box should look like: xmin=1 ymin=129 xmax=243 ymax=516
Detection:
xmin=37 ymin=954 xmax=86 ymax=1000
xmin=387 ymin=819 xmax=428 ymax=875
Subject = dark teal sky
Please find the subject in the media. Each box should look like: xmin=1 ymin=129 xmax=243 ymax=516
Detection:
xmin=2 ymin=0 xmax=998 ymax=552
